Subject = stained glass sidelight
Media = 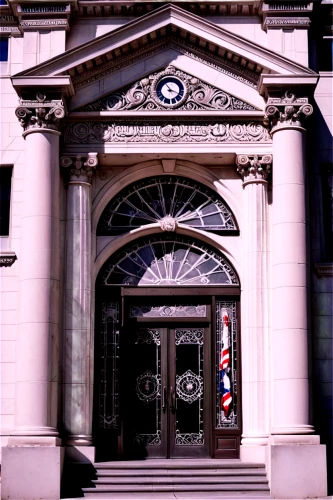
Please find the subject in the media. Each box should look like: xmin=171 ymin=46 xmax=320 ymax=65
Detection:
xmin=97 ymin=176 xmax=237 ymax=234
xmin=175 ymin=329 xmax=204 ymax=445
xmin=216 ymin=300 xmax=238 ymax=428
xmin=99 ymin=235 xmax=239 ymax=286
xmin=133 ymin=328 xmax=162 ymax=447
xmin=99 ymin=302 xmax=120 ymax=429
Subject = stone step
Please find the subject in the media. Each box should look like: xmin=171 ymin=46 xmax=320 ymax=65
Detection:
xmin=81 ymin=490 xmax=271 ymax=500
xmin=83 ymin=483 xmax=270 ymax=493
xmin=93 ymin=476 xmax=269 ymax=485
xmin=96 ymin=469 xmax=267 ymax=477
xmin=95 ymin=460 xmax=266 ymax=470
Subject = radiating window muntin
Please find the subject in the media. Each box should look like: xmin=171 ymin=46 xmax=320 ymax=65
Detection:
xmin=98 ymin=235 xmax=239 ymax=286
xmin=97 ymin=176 xmax=237 ymax=234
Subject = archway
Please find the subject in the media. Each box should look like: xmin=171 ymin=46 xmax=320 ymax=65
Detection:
xmin=94 ymin=234 xmax=241 ymax=460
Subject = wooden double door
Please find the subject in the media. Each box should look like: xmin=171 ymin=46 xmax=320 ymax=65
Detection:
xmin=122 ymin=323 xmax=211 ymax=458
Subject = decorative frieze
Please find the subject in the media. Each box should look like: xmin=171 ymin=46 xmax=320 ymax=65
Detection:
xmin=264 ymin=91 xmax=313 ymax=132
xmin=15 ymin=93 xmax=65 ymax=133
xmin=236 ymin=154 xmax=273 ymax=184
xmin=60 ymin=153 xmax=98 ymax=182
xmin=65 ymin=121 xmax=271 ymax=144
xmin=264 ymin=17 xmax=311 ymax=29
xmin=79 ymin=66 xmax=256 ymax=113
xmin=20 ymin=19 xmax=69 ymax=30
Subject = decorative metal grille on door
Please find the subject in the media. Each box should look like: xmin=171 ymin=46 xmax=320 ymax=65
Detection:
xmin=174 ymin=328 xmax=204 ymax=446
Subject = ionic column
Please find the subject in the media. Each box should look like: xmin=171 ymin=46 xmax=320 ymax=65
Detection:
xmin=236 ymin=154 xmax=271 ymax=458
xmin=60 ymin=153 xmax=98 ymax=446
xmin=11 ymin=93 xmax=65 ymax=442
xmin=265 ymin=92 xmax=314 ymax=436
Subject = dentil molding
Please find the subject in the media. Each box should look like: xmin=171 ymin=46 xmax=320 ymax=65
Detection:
xmin=264 ymin=91 xmax=313 ymax=132
xmin=236 ymin=154 xmax=273 ymax=184
xmin=15 ymin=93 xmax=65 ymax=133
xmin=60 ymin=153 xmax=98 ymax=182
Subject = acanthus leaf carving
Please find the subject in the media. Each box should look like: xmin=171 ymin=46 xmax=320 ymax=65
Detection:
xmin=78 ymin=66 xmax=257 ymax=113
xmin=236 ymin=154 xmax=273 ymax=184
xmin=15 ymin=93 xmax=65 ymax=133
xmin=264 ymin=91 xmax=313 ymax=131
xmin=60 ymin=152 xmax=98 ymax=182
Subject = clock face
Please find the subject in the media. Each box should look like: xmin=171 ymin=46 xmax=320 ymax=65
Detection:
xmin=155 ymin=76 xmax=186 ymax=107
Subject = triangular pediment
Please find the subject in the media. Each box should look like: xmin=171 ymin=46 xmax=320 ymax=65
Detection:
xmin=78 ymin=65 xmax=259 ymax=113
xmin=12 ymin=4 xmax=317 ymax=112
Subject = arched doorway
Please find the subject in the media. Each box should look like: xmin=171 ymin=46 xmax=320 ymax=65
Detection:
xmin=94 ymin=234 xmax=241 ymax=460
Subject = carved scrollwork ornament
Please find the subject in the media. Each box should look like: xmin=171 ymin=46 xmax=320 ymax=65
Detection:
xmin=264 ymin=91 xmax=313 ymax=132
xmin=15 ymin=93 xmax=65 ymax=133
xmin=236 ymin=154 xmax=273 ymax=184
xmin=60 ymin=153 xmax=98 ymax=183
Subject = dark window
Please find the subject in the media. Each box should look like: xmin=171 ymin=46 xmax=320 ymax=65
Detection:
xmin=0 ymin=167 xmax=12 ymax=235
xmin=0 ymin=38 xmax=8 ymax=62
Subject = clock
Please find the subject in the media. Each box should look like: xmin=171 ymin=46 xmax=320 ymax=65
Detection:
xmin=153 ymin=76 xmax=186 ymax=108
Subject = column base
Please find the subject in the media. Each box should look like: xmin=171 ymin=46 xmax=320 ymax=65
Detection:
xmin=2 ymin=445 xmax=64 ymax=500
xmin=268 ymin=437 xmax=327 ymax=498
xmin=66 ymin=434 xmax=93 ymax=446
xmin=8 ymin=436 xmax=61 ymax=446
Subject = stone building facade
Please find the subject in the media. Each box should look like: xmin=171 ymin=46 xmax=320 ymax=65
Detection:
xmin=0 ymin=1 xmax=332 ymax=499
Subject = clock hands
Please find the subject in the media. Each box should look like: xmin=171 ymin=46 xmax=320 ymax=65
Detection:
xmin=166 ymin=84 xmax=177 ymax=95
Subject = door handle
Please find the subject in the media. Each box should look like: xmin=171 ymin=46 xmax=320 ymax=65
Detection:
xmin=170 ymin=386 xmax=176 ymax=413
xmin=162 ymin=386 xmax=167 ymax=413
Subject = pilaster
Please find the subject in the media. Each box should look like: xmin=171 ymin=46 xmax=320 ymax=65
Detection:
xmin=236 ymin=153 xmax=271 ymax=463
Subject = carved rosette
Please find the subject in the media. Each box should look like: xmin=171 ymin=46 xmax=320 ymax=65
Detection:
xmin=159 ymin=216 xmax=178 ymax=232
xmin=15 ymin=93 xmax=65 ymax=133
xmin=236 ymin=154 xmax=273 ymax=185
xmin=264 ymin=91 xmax=313 ymax=132
xmin=60 ymin=153 xmax=98 ymax=183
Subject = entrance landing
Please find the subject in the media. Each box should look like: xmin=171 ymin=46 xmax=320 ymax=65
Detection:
xmin=81 ymin=459 xmax=271 ymax=498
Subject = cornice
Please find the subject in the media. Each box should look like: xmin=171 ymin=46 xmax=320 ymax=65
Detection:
xmin=13 ymin=3 xmax=315 ymax=82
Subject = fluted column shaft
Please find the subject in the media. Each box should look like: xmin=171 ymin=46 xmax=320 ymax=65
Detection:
xmin=265 ymin=93 xmax=314 ymax=435
xmin=237 ymin=155 xmax=271 ymax=448
xmin=61 ymin=153 xmax=97 ymax=446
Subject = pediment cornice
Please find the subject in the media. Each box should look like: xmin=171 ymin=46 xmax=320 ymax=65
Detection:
xmin=13 ymin=4 xmax=315 ymax=89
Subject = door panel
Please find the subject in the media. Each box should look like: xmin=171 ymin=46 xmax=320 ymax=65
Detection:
xmin=169 ymin=327 xmax=209 ymax=458
xmin=127 ymin=325 xmax=209 ymax=458
xmin=125 ymin=327 xmax=167 ymax=458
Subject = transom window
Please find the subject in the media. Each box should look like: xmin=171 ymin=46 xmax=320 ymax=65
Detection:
xmin=98 ymin=235 xmax=239 ymax=286
xmin=97 ymin=176 xmax=237 ymax=235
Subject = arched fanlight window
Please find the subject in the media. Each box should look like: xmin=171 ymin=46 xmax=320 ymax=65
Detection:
xmin=98 ymin=234 xmax=239 ymax=286
xmin=97 ymin=176 xmax=237 ymax=235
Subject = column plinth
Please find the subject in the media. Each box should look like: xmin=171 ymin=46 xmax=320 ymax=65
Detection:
xmin=236 ymin=154 xmax=271 ymax=461
xmin=60 ymin=153 xmax=98 ymax=447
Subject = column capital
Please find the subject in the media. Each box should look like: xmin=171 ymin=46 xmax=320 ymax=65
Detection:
xmin=264 ymin=91 xmax=313 ymax=132
xmin=60 ymin=153 xmax=98 ymax=183
xmin=236 ymin=154 xmax=272 ymax=185
xmin=15 ymin=92 xmax=65 ymax=134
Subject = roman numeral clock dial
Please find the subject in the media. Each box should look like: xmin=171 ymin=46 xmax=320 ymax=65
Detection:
xmin=154 ymin=76 xmax=186 ymax=108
